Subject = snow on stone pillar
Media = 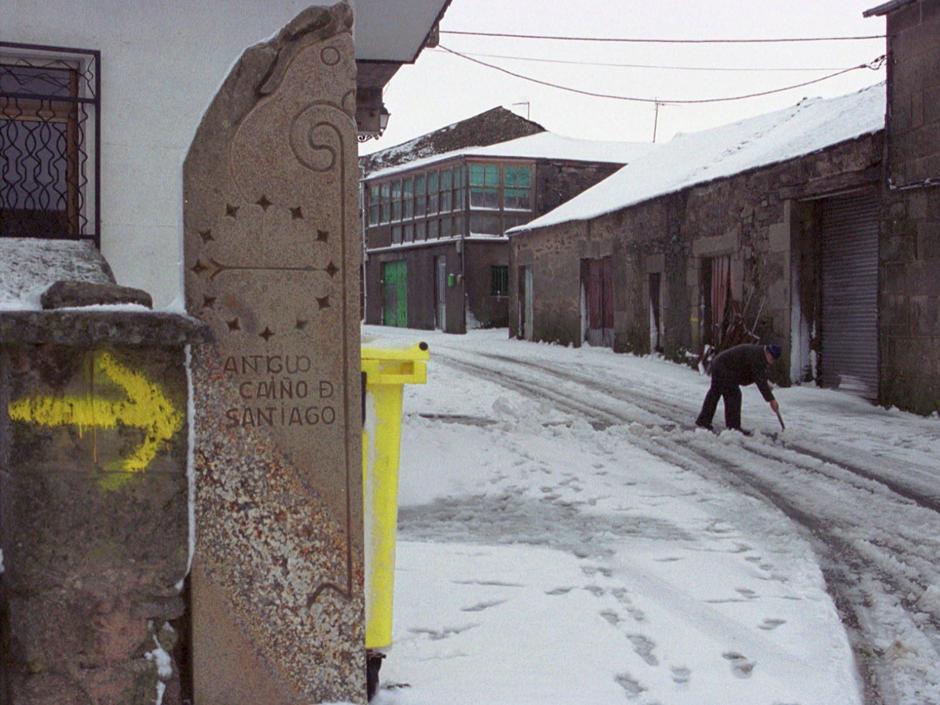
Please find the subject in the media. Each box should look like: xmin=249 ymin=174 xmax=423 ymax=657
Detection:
xmin=0 ymin=278 xmax=207 ymax=705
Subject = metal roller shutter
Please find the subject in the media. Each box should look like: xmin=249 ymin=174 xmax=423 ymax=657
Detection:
xmin=820 ymin=191 xmax=880 ymax=400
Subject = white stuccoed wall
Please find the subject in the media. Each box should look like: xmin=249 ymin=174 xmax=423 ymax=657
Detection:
xmin=3 ymin=1 xmax=360 ymax=308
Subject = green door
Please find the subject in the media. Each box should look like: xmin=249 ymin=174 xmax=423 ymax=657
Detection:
xmin=382 ymin=260 xmax=408 ymax=327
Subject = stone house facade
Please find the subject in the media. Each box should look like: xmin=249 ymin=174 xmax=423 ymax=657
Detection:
xmin=509 ymin=85 xmax=892 ymax=398
xmin=865 ymin=0 xmax=940 ymax=413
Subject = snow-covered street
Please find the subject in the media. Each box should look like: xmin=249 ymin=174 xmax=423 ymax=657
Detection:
xmin=364 ymin=326 xmax=940 ymax=705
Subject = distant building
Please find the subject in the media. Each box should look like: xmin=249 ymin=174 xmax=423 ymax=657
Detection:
xmin=362 ymin=130 xmax=655 ymax=333
xmin=508 ymin=0 xmax=940 ymax=418
xmin=509 ymin=85 xmax=888 ymax=395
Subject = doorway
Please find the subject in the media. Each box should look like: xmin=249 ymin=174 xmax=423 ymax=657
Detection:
xmin=649 ymin=272 xmax=663 ymax=353
xmin=581 ymin=256 xmax=614 ymax=348
xmin=518 ymin=265 xmax=533 ymax=340
xmin=435 ymin=256 xmax=447 ymax=331
xmin=382 ymin=260 xmax=407 ymax=327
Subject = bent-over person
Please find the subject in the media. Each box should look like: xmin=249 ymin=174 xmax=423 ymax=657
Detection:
xmin=696 ymin=343 xmax=781 ymax=434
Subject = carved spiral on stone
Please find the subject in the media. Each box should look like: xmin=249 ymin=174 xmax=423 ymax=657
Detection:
xmin=321 ymin=46 xmax=341 ymax=66
xmin=290 ymin=104 xmax=344 ymax=172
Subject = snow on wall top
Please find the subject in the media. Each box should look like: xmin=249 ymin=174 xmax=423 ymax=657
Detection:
xmin=509 ymin=82 xmax=886 ymax=235
xmin=364 ymin=132 xmax=658 ymax=181
xmin=0 ymin=238 xmax=115 ymax=310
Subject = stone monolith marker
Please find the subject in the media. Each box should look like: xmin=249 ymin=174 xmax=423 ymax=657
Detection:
xmin=183 ymin=4 xmax=364 ymax=703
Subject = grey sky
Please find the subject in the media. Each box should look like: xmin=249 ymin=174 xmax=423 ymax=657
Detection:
xmin=360 ymin=0 xmax=887 ymax=153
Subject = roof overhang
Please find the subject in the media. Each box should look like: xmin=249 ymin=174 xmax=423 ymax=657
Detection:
xmin=352 ymin=0 xmax=451 ymax=62
xmin=863 ymin=0 xmax=916 ymax=17
xmin=351 ymin=0 xmax=452 ymax=139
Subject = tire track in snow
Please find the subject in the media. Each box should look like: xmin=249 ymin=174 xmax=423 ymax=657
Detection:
xmin=463 ymin=350 xmax=940 ymax=514
xmin=434 ymin=350 xmax=940 ymax=705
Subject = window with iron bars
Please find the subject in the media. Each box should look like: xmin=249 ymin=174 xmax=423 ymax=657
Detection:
xmin=0 ymin=42 xmax=100 ymax=246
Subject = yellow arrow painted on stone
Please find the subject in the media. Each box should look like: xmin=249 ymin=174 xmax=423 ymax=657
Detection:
xmin=8 ymin=352 xmax=183 ymax=490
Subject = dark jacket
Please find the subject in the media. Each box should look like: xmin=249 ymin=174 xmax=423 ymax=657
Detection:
xmin=710 ymin=344 xmax=775 ymax=401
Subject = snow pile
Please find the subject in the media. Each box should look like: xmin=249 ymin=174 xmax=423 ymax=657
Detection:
xmin=367 ymin=132 xmax=657 ymax=181
xmin=510 ymin=82 xmax=886 ymax=234
xmin=0 ymin=238 xmax=114 ymax=310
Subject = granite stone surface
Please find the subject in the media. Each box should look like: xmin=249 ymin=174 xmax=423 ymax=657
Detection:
xmin=0 ymin=344 xmax=190 ymax=704
xmin=41 ymin=280 xmax=153 ymax=310
xmin=183 ymin=4 xmax=365 ymax=703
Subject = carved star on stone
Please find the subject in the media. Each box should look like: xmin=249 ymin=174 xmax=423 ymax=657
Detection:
xmin=316 ymin=296 xmax=330 ymax=310
xmin=259 ymin=326 xmax=275 ymax=341
xmin=225 ymin=203 xmax=239 ymax=218
xmin=226 ymin=318 xmax=240 ymax=331
xmin=199 ymin=229 xmax=214 ymax=243
xmin=191 ymin=260 xmax=207 ymax=275
xmin=256 ymin=195 xmax=272 ymax=211
xmin=325 ymin=261 xmax=339 ymax=278
xmin=290 ymin=206 xmax=304 ymax=220
xmin=203 ymin=295 xmax=216 ymax=309
xmin=316 ymin=229 xmax=329 ymax=242
xmin=296 ymin=319 xmax=308 ymax=330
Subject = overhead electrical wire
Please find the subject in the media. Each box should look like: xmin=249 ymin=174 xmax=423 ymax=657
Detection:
xmin=437 ymin=45 xmax=887 ymax=105
xmin=429 ymin=49 xmax=856 ymax=73
xmin=440 ymin=29 xmax=886 ymax=44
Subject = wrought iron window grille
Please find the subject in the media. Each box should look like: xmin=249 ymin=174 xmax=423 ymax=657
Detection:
xmin=1 ymin=42 xmax=100 ymax=246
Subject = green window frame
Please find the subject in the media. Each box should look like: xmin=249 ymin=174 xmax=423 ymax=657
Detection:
xmin=391 ymin=179 xmax=402 ymax=221
xmin=380 ymin=182 xmax=391 ymax=224
xmin=428 ymin=171 xmax=439 ymax=214
xmin=469 ymin=163 xmax=499 ymax=209
xmin=403 ymin=177 xmax=414 ymax=219
xmin=368 ymin=184 xmax=380 ymax=226
xmin=504 ymin=166 xmax=531 ymax=210
xmin=415 ymin=174 xmax=427 ymax=217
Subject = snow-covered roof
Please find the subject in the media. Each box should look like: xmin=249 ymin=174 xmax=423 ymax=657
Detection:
xmin=365 ymin=132 xmax=658 ymax=181
xmin=0 ymin=238 xmax=114 ymax=310
xmin=509 ymin=83 xmax=886 ymax=236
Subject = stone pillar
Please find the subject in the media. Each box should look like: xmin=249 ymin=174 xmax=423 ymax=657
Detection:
xmin=0 ymin=307 xmax=206 ymax=705
xmin=183 ymin=4 xmax=365 ymax=703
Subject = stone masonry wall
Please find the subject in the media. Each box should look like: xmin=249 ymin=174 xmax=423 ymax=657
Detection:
xmin=510 ymin=133 xmax=883 ymax=387
xmin=878 ymin=0 xmax=940 ymax=414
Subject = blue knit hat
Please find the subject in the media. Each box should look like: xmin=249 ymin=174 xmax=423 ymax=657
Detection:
xmin=766 ymin=344 xmax=782 ymax=360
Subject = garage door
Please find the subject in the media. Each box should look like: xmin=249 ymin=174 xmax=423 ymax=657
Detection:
xmin=820 ymin=191 xmax=879 ymax=400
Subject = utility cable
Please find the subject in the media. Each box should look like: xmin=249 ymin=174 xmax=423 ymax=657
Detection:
xmin=440 ymin=30 xmax=886 ymax=44
xmin=438 ymin=45 xmax=886 ymax=105
xmin=429 ymin=48 xmax=856 ymax=73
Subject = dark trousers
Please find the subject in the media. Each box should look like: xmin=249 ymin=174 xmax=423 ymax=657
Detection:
xmin=696 ymin=377 xmax=742 ymax=429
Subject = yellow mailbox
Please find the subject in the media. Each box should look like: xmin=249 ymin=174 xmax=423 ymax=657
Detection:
xmin=361 ymin=341 xmax=429 ymax=695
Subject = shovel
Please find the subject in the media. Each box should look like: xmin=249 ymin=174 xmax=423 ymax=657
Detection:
xmin=774 ymin=408 xmax=786 ymax=431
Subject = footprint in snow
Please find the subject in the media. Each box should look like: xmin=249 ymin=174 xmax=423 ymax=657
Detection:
xmin=584 ymin=584 xmax=606 ymax=597
xmin=627 ymin=634 xmax=659 ymax=666
xmin=409 ymin=624 xmax=479 ymax=641
xmin=735 ymin=587 xmax=758 ymax=599
xmin=655 ymin=556 xmax=684 ymax=563
xmin=599 ymin=609 xmax=621 ymax=626
xmin=722 ymin=651 xmax=756 ymax=678
xmin=614 ymin=673 xmax=646 ymax=699
xmin=758 ymin=618 xmax=786 ymax=631
xmin=545 ymin=586 xmax=575 ymax=596
xmin=582 ymin=565 xmax=612 ymax=578
xmin=671 ymin=666 xmax=691 ymax=685
xmin=460 ymin=600 xmax=507 ymax=613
